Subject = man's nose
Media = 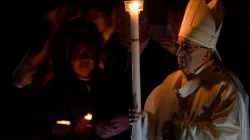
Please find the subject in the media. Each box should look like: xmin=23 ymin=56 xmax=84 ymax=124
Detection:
xmin=176 ymin=46 xmax=184 ymax=56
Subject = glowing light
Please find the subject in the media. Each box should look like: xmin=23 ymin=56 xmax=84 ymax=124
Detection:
xmin=56 ymin=120 xmax=71 ymax=126
xmin=84 ymin=113 xmax=92 ymax=120
xmin=129 ymin=1 xmax=139 ymax=11
xmin=124 ymin=1 xmax=144 ymax=13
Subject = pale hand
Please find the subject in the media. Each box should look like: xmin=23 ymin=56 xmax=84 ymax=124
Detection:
xmin=128 ymin=109 xmax=146 ymax=125
xmin=94 ymin=114 xmax=130 ymax=139
xmin=13 ymin=63 xmax=36 ymax=88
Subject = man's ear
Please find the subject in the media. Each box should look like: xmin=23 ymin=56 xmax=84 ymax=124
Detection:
xmin=202 ymin=49 xmax=213 ymax=62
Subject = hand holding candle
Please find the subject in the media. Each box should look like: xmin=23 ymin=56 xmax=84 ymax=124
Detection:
xmin=74 ymin=113 xmax=93 ymax=134
xmin=94 ymin=114 xmax=130 ymax=139
xmin=53 ymin=120 xmax=71 ymax=136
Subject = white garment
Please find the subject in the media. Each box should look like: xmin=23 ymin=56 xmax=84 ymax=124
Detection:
xmin=142 ymin=60 xmax=249 ymax=140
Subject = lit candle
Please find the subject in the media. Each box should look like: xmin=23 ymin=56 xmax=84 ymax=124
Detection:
xmin=56 ymin=120 xmax=71 ymax=126
xmin=84 ymin=113 xmax=93 ymax=121
xmin=124 ymin=1 xmax=144 ymax=140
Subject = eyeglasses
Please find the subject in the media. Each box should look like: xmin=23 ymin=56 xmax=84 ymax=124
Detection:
xmin=173 ymin=42 xmax=204 ymax=53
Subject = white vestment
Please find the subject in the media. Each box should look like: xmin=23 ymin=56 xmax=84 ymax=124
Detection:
xmin=142 ymin=60 xmax=249 ymax=140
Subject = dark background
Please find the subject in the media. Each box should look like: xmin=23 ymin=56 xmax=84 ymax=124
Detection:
xmin=3 ymin=0 xmax=250 ymax=92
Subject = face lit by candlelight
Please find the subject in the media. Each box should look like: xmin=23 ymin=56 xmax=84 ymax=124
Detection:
xmin=70 ymin=44 xmax=95 ymax=80
xmin=176 ymin=37 xmax=213 ymax=75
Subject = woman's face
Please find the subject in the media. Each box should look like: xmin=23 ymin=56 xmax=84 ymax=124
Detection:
xmin=70 ymin=44 xmax=95 ymax=79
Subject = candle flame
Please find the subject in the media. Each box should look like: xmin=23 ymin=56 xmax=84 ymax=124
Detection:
xmin=124 ymin=1 xmax=143 ymax=13
xmin=129 ymin=1 xmax=140 ymax=11
xmin=84 ymin=113 xmax=92 ymax=120
xmin=56 ymin=120 xmax=71 ymax=126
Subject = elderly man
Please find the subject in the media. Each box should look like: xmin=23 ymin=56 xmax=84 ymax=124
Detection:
xmin=130 ymin=0 xmax=249 ymax=140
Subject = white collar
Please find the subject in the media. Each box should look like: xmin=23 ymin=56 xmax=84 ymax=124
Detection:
xmin=175 ymin=76 xmax=201 ymax=98
xmin=174 ymin=60 xmax=214 ymax=98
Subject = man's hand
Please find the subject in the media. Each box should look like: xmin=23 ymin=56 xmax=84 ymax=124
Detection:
xmin=109 ymin=114 xmax=131 ymax=134
xmin=15 ymin=71 xmax=35 ymax=88
xmin=94 ymin=114 xmax=131 ymax=139
xmin=128 ymin=109 xmax=146 ymax=125
xmin=13 ymin=62 xmax=36 ymax=88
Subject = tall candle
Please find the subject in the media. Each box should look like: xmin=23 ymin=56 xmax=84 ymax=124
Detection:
xmin=124 ymin=1 xmax=144 ymax=140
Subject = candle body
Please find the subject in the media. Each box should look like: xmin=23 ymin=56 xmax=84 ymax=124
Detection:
xmin=130 ymin=10 xmax=142 ymax=140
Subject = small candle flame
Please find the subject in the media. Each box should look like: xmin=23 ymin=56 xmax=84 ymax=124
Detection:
xmin=129 ymin=1 xmax=139 ymax=11
xmin=84 ymin=113 xmax=92 ymax=120
xmin=56 ymin=120 xmax=71 ymax=126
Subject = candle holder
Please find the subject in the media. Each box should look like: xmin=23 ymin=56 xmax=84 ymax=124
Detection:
xmin=124 ymin=0 xmax=144 ymax=13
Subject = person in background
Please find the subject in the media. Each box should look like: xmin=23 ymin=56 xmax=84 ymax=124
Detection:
xmin=130 ymin=0 xmax=249 ymax=139
xmin=126 ymin=12 xmax=178 ymax=107
xmin=39 ymin=20 xmax=131 ymax=140
xmin=81 ymin=2 xmax=133 ymax=139
xmin=160 ymin=7 xmax=185 ymax=55
xmin=83 ymin=1 xmax=128 ymax=75
xmin=11 ymin=2 xmax=76 ymax=89
xmin=4 ymin=2 xmax=70 ymax=137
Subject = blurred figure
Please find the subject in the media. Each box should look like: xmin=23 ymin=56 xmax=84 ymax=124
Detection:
xmin=160 ymin=7 xmax=185 ymax=55
xmin=114 ymin=3 xmax=131 ymax=47
xmin=81 ymin=3 xmax=133 ymax=139
xmin=83 ymin=1 xmax=128 ymax=74
xmin=4 ymin=2 xmax=73 ymax=138
xmin=12 ymin=53 xmax=37 ymax=88
xmin=42 ymin=21 xmax=103 ymax=139
xmin=126 ymin=12 xmax=178 ymax=107
xmin=39 ymin=20 xmax=131 ymax=140
xmin=41 ymin=2 xmax=88 ymax=86
xmin=11 ymin=2 xmax=76 ymax=89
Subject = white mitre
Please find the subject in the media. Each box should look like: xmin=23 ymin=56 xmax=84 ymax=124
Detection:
xmin=178 ymin=0 xmax=224 ymax=49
